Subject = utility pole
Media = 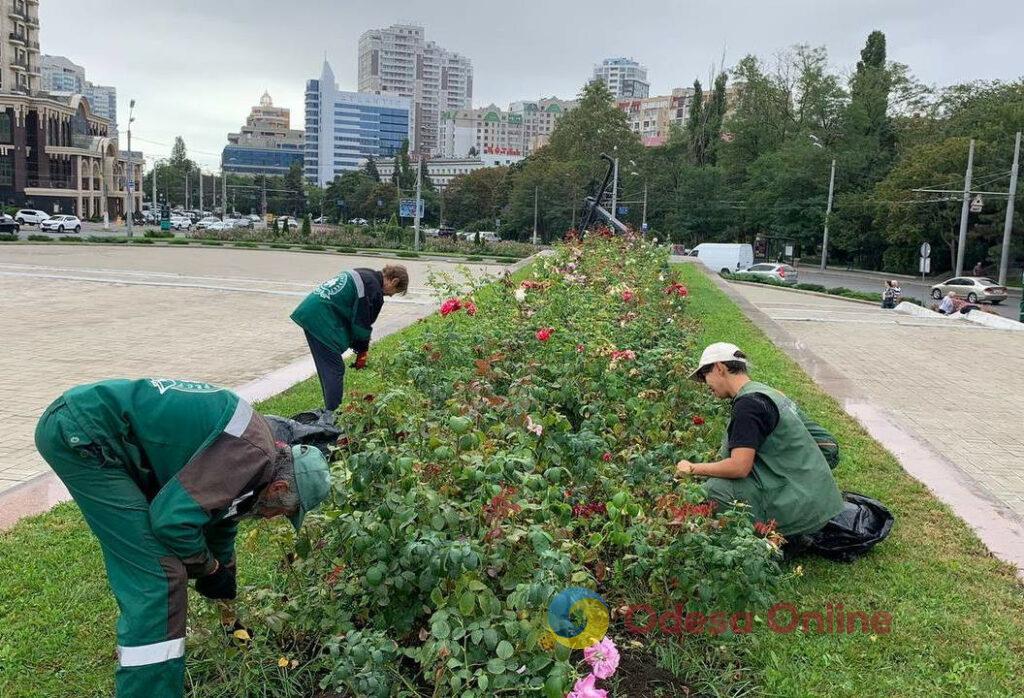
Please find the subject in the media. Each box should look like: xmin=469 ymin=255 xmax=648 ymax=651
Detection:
xmin=198 ymin=169 xmax=204 ymax=214
xmin=126 ymin=99 xmax=135 ymax=238
xmin=184 ymin=171 xmax=189 ymax=211
xmin=998 ymin=131 xmax=1021 ymax=285
xmin=610 ymin=157 xmax=619 ymax=221
xmin=641 ymin=182 xmax=648 ymax=232
xmin=820 ymin=158 xmax=836 ymax=270
xmin=955 ymin=139 xmax=975 ymax=277
xmin=261 ymin=174 xmax=267 ymax=217
xmin=151 ymin=163 xmax=157 ymax=219
xmin=413 ymin=157 xmax=422 ymax=251
xmin=532 ymin=185 xmax=539 ymax=245
xmin=222 ymin=169 xmax=227 ymax=215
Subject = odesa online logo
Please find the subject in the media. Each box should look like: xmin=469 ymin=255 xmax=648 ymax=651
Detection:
xmin=547 ymin=587 xmax=610 ymax=649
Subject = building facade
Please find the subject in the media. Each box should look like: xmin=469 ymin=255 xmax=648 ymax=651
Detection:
xmin=437 ymin=104 xmax=524 ymax=162
xmin=222 ymin=91 xmax=304 ymax=176
xmin=305 ymin=60 xmax=410 ymax=186
xmin=375 ymin=156 xmax=490 ymax=191
xmin=40 ymin=55 xmax=118 ymax=133
xmin=2 ymin=0 xmax=41 ymax=95
xmin=358 ymin=24 xmax=472 ymax=155
xmin=617 ymin=87 xmax=695 ymax=146
xmin=0 ymin=92 xmax=142 ymax=218
xmin=509 ymin=97 xmax=576 ymax=155
xmin=593 ymin=57 xmax=649 ymax=99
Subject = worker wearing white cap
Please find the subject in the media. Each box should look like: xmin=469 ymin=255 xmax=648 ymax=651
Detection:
xmin=676 ymin=343 xmax=844 ymax=537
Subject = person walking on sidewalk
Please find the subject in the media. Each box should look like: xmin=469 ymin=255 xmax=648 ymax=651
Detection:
xmin=675 ymin=343 xmax=845 ymax=539
xmin=291 ymin=265 xmax=409 ymax=411
xmin=34 ymin=378 xmax=333 ymax=698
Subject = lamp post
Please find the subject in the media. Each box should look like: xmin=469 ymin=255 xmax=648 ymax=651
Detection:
xmin=810 ymin=135 xmax=836 ymax=270
xmin=126 ymin=99 xmax=136 ymax=238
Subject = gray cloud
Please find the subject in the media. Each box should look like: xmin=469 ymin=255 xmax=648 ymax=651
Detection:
xmin=41 ymin=0 xmax=1024 ymax=170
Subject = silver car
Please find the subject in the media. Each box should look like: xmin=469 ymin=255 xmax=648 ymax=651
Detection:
xmin=930 ymin=276 xmax=1008 ymax=305
xmin=744 ymin=263 xmax=798 ymax=284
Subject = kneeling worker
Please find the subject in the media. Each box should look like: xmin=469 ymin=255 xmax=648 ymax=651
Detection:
xmin=676 ymin=343 xmax=844 ymax=538
xmin=291 ymin=265 xmax=409 ymax=411
xmin=34 ymin=378 xmax=332 ymax=698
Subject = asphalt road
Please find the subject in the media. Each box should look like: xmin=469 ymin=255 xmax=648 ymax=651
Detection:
xmin=795 ymin=267 xmax=1021 ymax=319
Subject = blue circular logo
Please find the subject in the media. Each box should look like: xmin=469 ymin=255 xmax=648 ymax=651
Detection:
xmin=547 ymin=587 xmax=609 ymax=649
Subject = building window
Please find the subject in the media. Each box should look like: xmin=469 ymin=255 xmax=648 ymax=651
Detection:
xmin=0 ymin=112 xmax=11 ymax=144
xmin=0 ymin=154 xmax=13 ymax=186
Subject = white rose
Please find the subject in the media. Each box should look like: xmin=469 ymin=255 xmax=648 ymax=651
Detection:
xmin=514 ymin=288 xmax=527 ymax=303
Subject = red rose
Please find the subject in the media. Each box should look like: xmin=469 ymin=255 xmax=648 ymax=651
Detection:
xmin=576 ymin=343 xmax=585 ymax=353
xmin=621 ymin=290 xmax=634 ymax=302
xmin=692 ymin=415 xmax=705 ymax=426
xmin=535 ymin=327 xmax=554 ymax=341
xmin=464 ymin=300 xmax=478 ymax=316
xmin=440 ymin=298 xmax=462 ymax=316
xmin=602 ymin=452 xmax=612 ymax=462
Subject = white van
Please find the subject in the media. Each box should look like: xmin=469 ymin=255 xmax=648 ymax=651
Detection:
xmin=688 ymin=243 xmax=754 ymax=275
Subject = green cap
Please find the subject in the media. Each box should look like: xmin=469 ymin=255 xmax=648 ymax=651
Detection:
xmin=287 ymin=444 xmax=331 ymax=530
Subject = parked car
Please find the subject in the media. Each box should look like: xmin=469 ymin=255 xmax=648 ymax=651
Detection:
xmin=743 ymin=263 xmax=798 ymax=284
xmin=247 ymin=214 xmax=262 ymax=223
xmin=277 ymin=216 xmax=299 ymax=229
xmin=0 ymin=214 xmax=20 ymax=234
xmin=688 ymin=243 xmax=754 ymax=275
xmin=169 ymin=216 xmax=191 ymax=231
xmin=15 ymin=209 xmax=50 ymax=226
xmin=40 ymin=215 xmax=82 ymax=233
xmin=930 ymin=276 xmax=1008 ymax=304
xmin=348 ymin=217 xmax=368 ymax=226
xmin=312 ymin=216 xmax=328 ymax=224
xmin=229 ymin=217 xmax=252 ymax=229
xmin=437 ymin=226 xmax=456 ymax=238
xmin=194 ymin=216 xmax=222 ymax=230
xmin=205 ymin=221 xmax=232 ymax=232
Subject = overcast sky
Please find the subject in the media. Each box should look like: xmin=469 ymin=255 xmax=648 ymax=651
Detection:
xmin=41 ymin=0 xmax=1023 ymax=171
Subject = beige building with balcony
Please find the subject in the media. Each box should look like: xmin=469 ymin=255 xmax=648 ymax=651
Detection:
xmin=2 ymin=0 xmax=40 ymax=95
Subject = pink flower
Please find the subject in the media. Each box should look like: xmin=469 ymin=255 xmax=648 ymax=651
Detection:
xmin=535 ymin=327 xmax=554 ymax=342
xmin=440 ymin=298 xmax=462 ymax=316
xmin=567 ymin=673 xmax=607 ymax=698
xmin=526 ymin=415 xmax=543 ymax=436
xmin=692 ymin=415 xmax=705 ymax=426
xmin=621 ymin=290 xmax=634 ymax=302
xmin=464 ymin=300 xmax=478 ymax=316
xmin=583 ymin=637 xmax=620 ymax=680
xmin=602 ymin=452 xmax=612 ymax=462
xmin=609 ymin=349 xmax=636 ymax=362
xmin=576 ymin=343 xmax=586 ymax=353
xmin=664 ymin=283 xmax=688 ymax=297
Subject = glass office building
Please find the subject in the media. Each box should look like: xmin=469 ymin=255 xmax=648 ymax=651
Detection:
xmin=221 ymin=145 xmax=303 ymax=176
xmin=305 ymin=60 xmax=411 ymax=186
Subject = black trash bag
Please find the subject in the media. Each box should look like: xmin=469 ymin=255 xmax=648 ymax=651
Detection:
xmin=797 ymin=492 xmax=894 ymax=562
xmin=263 ymin=409 xmax=342 ymax=452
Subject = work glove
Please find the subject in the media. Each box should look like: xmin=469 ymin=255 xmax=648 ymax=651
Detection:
xmin=353 ymin=352 xmax=368 ymax=370
xmin=196 ymin=562 xmax=236 ymax=600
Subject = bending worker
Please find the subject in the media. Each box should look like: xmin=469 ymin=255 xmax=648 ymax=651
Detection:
xmin=34 ymin=378 xmax=333 ymax=698
xmin=676 ymin=343 xmax=844 ymax=539
xmin=291 ymin=265 xmax=409 ymax=411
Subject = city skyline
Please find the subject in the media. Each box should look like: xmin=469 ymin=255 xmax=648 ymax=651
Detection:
xmin=39 ymin=0 xmax=1024 ymax=171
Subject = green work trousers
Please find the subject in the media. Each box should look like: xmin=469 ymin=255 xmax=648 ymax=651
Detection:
xmin=34 ymin=398 xmax=187 ymax=698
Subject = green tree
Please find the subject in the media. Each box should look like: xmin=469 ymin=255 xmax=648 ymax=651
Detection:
xmin=442 ymin=167 xmax=510 ymax=229
xmin=284 ymin=161 xmax=306 ymax=216
xmin=364 ymin=156 xmax=381 ymax=182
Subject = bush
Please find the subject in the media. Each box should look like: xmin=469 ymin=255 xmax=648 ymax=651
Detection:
xmin=56 ymin=236 xmax=83 ymax=243
xmin=336 ymin=245 xmax=356 ymax=253
xmin=144 ymin=229 xmax=174 ymax=239
xmin=86 ymin=235 xmax=126 ymax=244
xmin=795 ymin=283 xmax=827 ymax=292
xmin=27 ymin=234 xmax=51 ymax=242
xmin=269 ymin=243 xmax=292 ymax=249
xmin=190 ymin=236 xmax=785 ymax=696
xmin=466 ymin=255 xmax=483 ymax=262
xmin=199 ymin=240 xmax=223 ymax=246
xmin=0 ymin=233 xmax=17 ymax=242
xmin=301 ymin=244 xmax=325 ymax=251
xmin=395 ymin=250 xmax=420 ymax=258
xmin=168 ymin=239 xmax=189 ymax=245
xmin=129 ymin=238 xmax=154 ymax=244
xmin=233 ymin=241 xmax=258 ymax=248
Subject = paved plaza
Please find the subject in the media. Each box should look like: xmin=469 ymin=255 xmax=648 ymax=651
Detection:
xmin=0 ymin=245 xmax=510 ymax=497
xmin=727 ymin=282 xmax=1024 ymax=524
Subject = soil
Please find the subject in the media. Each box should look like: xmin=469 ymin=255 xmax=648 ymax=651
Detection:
xmin=611 ymin=646 xmax=699 ymax=697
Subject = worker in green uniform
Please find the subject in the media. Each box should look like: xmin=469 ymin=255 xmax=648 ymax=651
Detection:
xmin=291 ymin=265 xmax=409 ymax=411
xmin=675 ymin=343 xmax=844 ymax=538
xmin=33 ymin=378 xmax=333 ymax=698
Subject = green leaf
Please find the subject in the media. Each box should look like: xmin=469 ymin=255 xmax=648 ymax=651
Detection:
xmin=486 ymin=657 xmax=506 ymax=674
xmin=432 ymin=619 xmax=451 ymax=639
xmin=496 ymin=640 xmax=514 ymax=659
xmin=459 ymin=591 xmax=476 ymax=616
xmin=477 ymin=674 xmax=489 ymax=690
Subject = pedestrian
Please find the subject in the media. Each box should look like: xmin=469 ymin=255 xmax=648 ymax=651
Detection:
xmin=973 ymin=261 xmax=984 ymax=277
xmin=937 ymin=290 xmax=985 ymax=315
xmin=291 ymin=265 xmax=409 ymax=411
xmin=890 ymin=279 xmax=903 ymax=305
xmin=675 ymin=343 xmax=845 ymax=539
xmin=881 ymin=280 xmax=896 ymax=309
xmin=34 ymin=378 xmax=333 ymax=698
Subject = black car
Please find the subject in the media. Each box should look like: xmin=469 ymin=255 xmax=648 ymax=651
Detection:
xmin=0 ymin=215 xmax=20 ymax=234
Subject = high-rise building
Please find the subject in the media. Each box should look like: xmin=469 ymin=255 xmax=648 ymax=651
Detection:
xmin=358 ymin=24 xmax=472 ymax=155
xmin=305 ymin=60 xmax=411 ymax=186
xmin=617 ymin=88 xmax=695 ymax=146
xmin=40 ymin=55 xmax=84 ymax=92
xmin=2 ymin=0 xmax=42 ymax=94
xmin=222 ymin=91 xmax=305 ymax=176
xmin=438 ymin=104 xmax=524 ymax=162
xmin=40 ymin=55 xmax=118 ymax=133
xmin=593 ymin=57 xmax=649 ymax=99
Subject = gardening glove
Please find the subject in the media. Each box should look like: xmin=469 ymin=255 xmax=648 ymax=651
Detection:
xmin=353 ymin=351 xmax=368 ymax=370
xmin=196 ymin=561 xmax=237 ymax=600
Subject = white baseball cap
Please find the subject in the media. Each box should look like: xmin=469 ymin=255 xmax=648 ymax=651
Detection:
xmin=690 ymin=342 xmax=747 ymax=381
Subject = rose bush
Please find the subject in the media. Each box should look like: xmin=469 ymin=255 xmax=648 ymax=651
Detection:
xmin=194 ymin=234 xmax=785 ymax=697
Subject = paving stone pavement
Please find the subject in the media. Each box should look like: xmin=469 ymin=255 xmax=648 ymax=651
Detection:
xmin=730 ymin=283 xmax=1024 ymax=520
xmin=0 ymin=245 xmax=512 ymax=494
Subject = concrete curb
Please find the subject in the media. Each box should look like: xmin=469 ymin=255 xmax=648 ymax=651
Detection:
xmin=727 ymin=279 xmax=881 ymax=307
xmin=686 ymin=262 xmax=1024 ymax=580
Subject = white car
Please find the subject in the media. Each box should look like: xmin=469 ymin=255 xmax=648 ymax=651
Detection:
xmin=688 ymin=243 xmax=755 ymax=275
xmin=194 ymin=216 xmax=222 ymax=230
xmin=40 ymin=215 xmax=82 ymax=233
xmin=229 ymin=218 xmax=252 ymax=229
xmin=247 ymin=214 xmax=262 ymax=223
xmin=743 ymin=263 xmax=799 ymax=284
xmin=15 ymin=209 xmax=50 ymax=225
xmin=205 ymin=221 xmax=232 ymax=231
xmin=277 ymin=217 xmax=299 ymax=229
xmin=348 ymin=217 xmax=368 ymax=226
xmin=169 ymin=216 xmax=191 ymax=230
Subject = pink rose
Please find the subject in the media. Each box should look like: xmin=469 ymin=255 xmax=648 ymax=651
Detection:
xmin=535 ymin=327 xmax=554 ymax=341
xmin=567 ymin=673 xmax=607 ymax=698
xmin=440 ymin=298 xmax=462 ymax=316
xmin=583 ymin=636 xmax=620 ymax=679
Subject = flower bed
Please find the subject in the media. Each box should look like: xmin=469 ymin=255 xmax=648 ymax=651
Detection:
xmin=194 ymin=235 xmax=785 ymax=696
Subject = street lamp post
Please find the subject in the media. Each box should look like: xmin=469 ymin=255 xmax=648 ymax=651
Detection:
xmin=126 ymin=99 xmax=136 ymax=238
xmin=809 ymin=135 xmax=836 ymax=270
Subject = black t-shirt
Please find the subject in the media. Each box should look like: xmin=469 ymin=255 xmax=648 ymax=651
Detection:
xmin=727 ymin=393 xmax=780 ymax=451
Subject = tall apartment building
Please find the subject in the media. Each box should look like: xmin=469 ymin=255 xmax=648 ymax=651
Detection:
xmin=222 ymin=91 xmax=304 ymax=176
xmin=437 ymin=104 xmax=524 ymax=161
xmin=593 ymin=57 xmax=649 ymax=99
xmin=305 ymin=60 xmax=410 ymax=186
xmin=617 ymin=88 xmax=695 ymax=146
xmin=2 ymin=0 xmax=41 ymax=94
xmin=509 ymin=97 xmax=577 ymax=155
xmin=358 ymin=24 xmax=472 ymax=155
xmin=40 ymin=55 xmax=118 ymax=133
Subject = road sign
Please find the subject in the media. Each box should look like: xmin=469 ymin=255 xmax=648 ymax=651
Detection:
xmin=970 ymin=194 xmax=983 ymax=213
xmin=641 ymin=222 xmax=649 ymax=232
xmin=617 ymin=206 xmax=629 ymax=215
xmin=127 ymin=180 xmax=135 ymax=192
xmin=784 ymin=244 xmax=794 ymax=257
xmin=399 ymin=198 xmax=423 ymax=218
xmin=920 ymin=242 xmax=931 ymax=258
xmin=919 ymin=256 xmax=931 ymax=273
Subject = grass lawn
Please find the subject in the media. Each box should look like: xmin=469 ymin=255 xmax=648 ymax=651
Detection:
xmin=1 ymin=261 xmax=1022 ymax=697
